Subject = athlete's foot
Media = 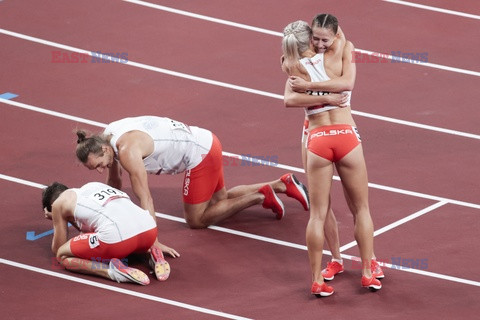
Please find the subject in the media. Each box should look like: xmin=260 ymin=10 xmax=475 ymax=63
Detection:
xmin=311 ymin=281 xmax=334 ymax=297
xmin=149 ymin=246 xmax=171 ymax=281
xmin=259 ymin=184 xmax=285 ymax=220
xmin=321 ymin=261 xmax=344 ymax=281
xmin=108 ymin=258 xmax=150 ymax=285
xmin=280 ymin=173 xmax=309 ymax=210
xmin=361 ymin=275 xmax=382 ymax=291
xmin=371 ymin=259 xmax=385 ymax=279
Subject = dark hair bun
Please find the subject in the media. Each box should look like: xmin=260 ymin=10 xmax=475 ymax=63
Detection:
xmin=76 ymin=130 xmax=87 ymax=144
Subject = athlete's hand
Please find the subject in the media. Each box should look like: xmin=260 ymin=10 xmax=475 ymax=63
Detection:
xmin=288 ymin=76 xmax=309 ymax=93
xmin=159 ymin=243 xmax=180 ymax=258
xmin=327 ymin=93 xmax=349 ymax=107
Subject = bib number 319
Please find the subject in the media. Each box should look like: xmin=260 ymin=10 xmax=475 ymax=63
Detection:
xmin=90 ymin=188 xmax=129 ymax=206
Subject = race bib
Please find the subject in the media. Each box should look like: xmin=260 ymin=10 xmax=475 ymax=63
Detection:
xmin=88 ymin=234 xmax=100 ymax=249
xmin=89 ymin=187 xmax=129 ymax=206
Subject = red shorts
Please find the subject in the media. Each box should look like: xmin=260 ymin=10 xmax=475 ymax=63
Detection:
xmin=307 ymin=124 xmax=361 ymax=162
xmin=182 ymin=134 xmax=225 ymax=204
xmin=70 ymin=227 xmax=157 ymax=260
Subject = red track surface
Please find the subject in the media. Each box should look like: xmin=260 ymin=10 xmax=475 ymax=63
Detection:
xmin=1 ymin=1 xmax=479 ymax=319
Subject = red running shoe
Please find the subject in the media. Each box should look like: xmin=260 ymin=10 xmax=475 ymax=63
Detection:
xmin=321 ymin=261 xmax=344 ymax=281
xmin=311 ymin=282 xmax=334 ymax=297
xmin=371 ymin=259 xmax=385 ymax=279
xmin=361 ymin=275 xmax=382 ymax=290
xmin=259 ymin=185 xmax=285 ymax=220
xmin=149 ymin=246 xmax=171 ymax=281
xmin=280 ymin=173 xmax=309 ymax=210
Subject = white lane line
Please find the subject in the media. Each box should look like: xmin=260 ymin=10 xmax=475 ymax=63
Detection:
xmin=1 ymin=37 xmax=480 ymax=140
xmin=2 ymin=174 xmax=479 ymax=286
xmin=2 ymin=99 xmax=480 ymax=209
xmin=1 ymin=28 xmax=480 ymax=138
xmin=0 ymin=258 xmax=253 ymax=320
xmin=382 ymin=0 xmax=480 ymax=20
xmin=338 ymin=253 xmax=480 ymax=287
xmin=121 ymin=0 xmax=480 ymax=77
xmin=339 ymin=200 xmax=449 ymax=252
xmin=352 ymin=110 xmax=480 ymax=140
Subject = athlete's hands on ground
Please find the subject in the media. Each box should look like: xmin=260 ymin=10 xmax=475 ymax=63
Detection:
xmin=158 ymin=243 xmax=180 ymax=258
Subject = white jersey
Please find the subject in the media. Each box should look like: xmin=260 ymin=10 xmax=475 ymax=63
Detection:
xmin=72 ymin=182 xmax=156 ymax=243
xmin=299 ymin=53 xmax=352 ymax=116
xmin=104 ymin=116 xmax=213 ymax=175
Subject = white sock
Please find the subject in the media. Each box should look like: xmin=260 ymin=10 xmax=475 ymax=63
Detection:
xmin=108 ymin=260 xmax=129 ymax=283
xmin=332 ymin=258 xmax=343 ymax=265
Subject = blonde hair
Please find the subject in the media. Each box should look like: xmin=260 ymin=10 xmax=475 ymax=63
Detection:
xmin=281 ymin=20 xmax=312 ymax=73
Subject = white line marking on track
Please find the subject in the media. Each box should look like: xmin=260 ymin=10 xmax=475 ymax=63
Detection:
xmin=353 ymin=110 xmax=480 ymax=140
xmin=2 ymin=98 xmax=480 ymax=209
xmin=0 ymin=258 xmax=253 ymax=320
xmin=1 ymin=31 xmax=480 ymax=140
xmin=339 ymin=200 xmax=448 ymax=252
xmin=382 ymin=0 xmax=480 ymax=20
xmin=1 ymin=28 xmax=480 ymax=137
xmin=121 ymin=0 xmax=480 ymax=77
xmin=1 ymin=174 xmax=480 ymax=287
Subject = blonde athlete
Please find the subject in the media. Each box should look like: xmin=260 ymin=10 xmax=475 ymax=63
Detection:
xmin=282 ymin=14 xmax=384 ymax=285
xmin=282 ymin=17 xmax=382 ymax=296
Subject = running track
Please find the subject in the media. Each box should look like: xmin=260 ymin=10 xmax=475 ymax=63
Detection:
xmin=1 ymin=1 xmax=479 ymax=319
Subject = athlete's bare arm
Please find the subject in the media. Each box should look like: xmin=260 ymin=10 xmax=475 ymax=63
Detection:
xmin=51 ymin=191 xmax=75 ymax=254
xmin=284 ymin=79 xmax=349 ymax=108
xmin=106 ymin=159 xmax=122 ymax=190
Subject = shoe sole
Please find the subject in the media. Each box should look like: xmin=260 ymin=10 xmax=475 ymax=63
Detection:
xmin=150 ymin=248 xmax=171 ymax=281
xmin=124 ymin=268 xmax=150 ymax=285
xmin=362 ymin=281 xmax=382 ymax=290
xmin=290 ymin=174 xmax=310 ymax=211
xmin=272 ymin=192 xmax=285 ymax=220
xmin=312 ymin=291 xmax=334 ymax=297
xmin=364 ymin=284 xmax=382 ymax=290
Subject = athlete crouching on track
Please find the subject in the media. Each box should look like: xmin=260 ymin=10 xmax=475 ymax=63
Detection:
xmin=42 ymin=181 xmax=170 ymax=285
xmin=282 ymin=17 xmax=382 ymax=296
xmin=74 ymin=116 xmax=309 ymax=244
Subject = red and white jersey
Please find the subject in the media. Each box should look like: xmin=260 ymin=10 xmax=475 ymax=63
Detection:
xmin=72 ymin=182 xmax=156 ymax=243
xmin=299 ymin=53 xmax=352 ymax=116
xmin=104 ymin=116 xmax=213 ymax=175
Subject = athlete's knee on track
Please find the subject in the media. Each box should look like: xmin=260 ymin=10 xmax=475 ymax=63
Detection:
xmin=185 ymin=213 xmax=208 ymax=229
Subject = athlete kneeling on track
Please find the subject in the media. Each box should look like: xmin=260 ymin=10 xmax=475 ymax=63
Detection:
xmin=42 ymin=181 xmax=172 ymax=285
xmin=75 ymin=116 xmax=309 ymax=233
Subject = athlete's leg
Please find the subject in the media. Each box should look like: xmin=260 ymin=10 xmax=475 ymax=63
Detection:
xmin=304 ymin=127 xmax=341 ymax=263
xmin=56 ymin=240 xmax=111 ymax=279
xmin=324 ymin=198 xmax=342 ymax=260
xmin=57 ymin=240 xmax=150 ymax=285
xmin=306 ymin=150 xmax=334 ymax=285
xmin=341 ymin=183 xmax=380 ymax=263
xmin=183 ymin=187 xmax=265 ymax=228
xmin=225 ymin=179 xmax=286 ymax=199
xmin=335 ymin=144 xmax=374 ymax=278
